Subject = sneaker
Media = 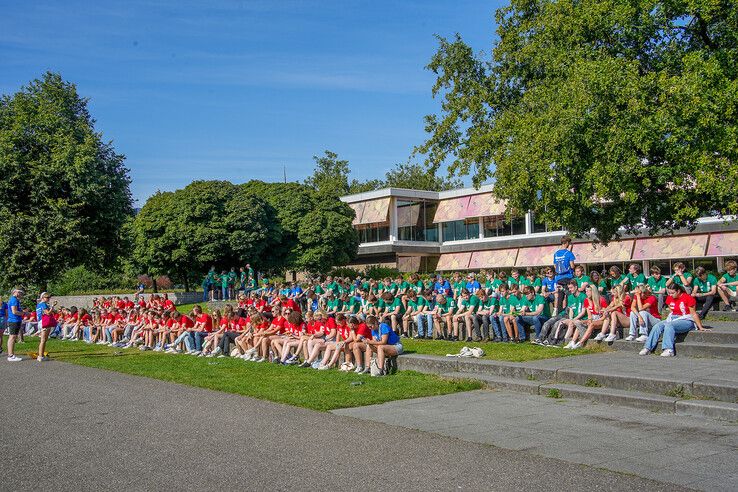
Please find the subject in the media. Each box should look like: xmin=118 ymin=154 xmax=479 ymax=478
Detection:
xmin=217 ymin=355 xmax=226 ymax=358
xmin=360 ymin=367 xmax=371 ymax=374
xmin=624 ymin=335 xmax=635 ymax=341
xmin=371 ymin=371 xmax=385 ymax=377
xmin=541 ymin=339 xmax=550 ymax=346
xmin=639 ymin=348 xmax=650 ymax=356
xmin=571 ymin=341 xmax=582 ymax=349
xmin=317 ymin=364 xmax=330 ymax=371
xmin=212 ymin=347 xmax=222 ymax=356
xmin=198 ymin=353 xmax=206 ymax=357
xmin=272 ymin=357 xmax=281 ymax=364
xmin=206 ymin=353 xmax=215 ymax=358
xmin=7 ymin=355 xmax=21 ymax=362
xmin=339 ymin=363 xmax=349 ymax=372
xmin=299 ymin=361 xmax=311 ymax=368
xmin=532 ymin=338 xmax=541 ymax=345
xmin=344 ymin=362 xmax=355 ymax=371
xmin=192 ymin=351 xmax=202 ymax=356
xmin=593 ymin=333 xmax=606 ymax=341
xmin=139 ymin=345 xmax=147 ymax=351
xmin=604 ymin=334 xmax=617 ymax=342
xmin=37 ymin=355 xmax=48 ymax=362
xmin=563 ymin=341 xmax=574 ymax=349
xmin=722 ymin=303 xmax=732 ymax=312
xmin=635 ymin=335 xmax=648 ymax=342
xmin=354 ymin=366 xmax=364 ymax=374
xmin=660 ymin=349 xmax=675 ymax=357
xmin=254 ymin=357 xmax=266 ymax=363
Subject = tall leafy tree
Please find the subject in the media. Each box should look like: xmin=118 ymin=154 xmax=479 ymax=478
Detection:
xmin=417 ymin=1 xmax=738 ymax=240
xmin=296 ymin=195 xmax=359 ymax=273
xmin=0 ymin=72 xmax=133 ymax=288
xmin=384 ymin=162 xmax=462 ymax=191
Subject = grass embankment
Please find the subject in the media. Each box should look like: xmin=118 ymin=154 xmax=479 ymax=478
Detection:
xmin=13 ymin=339 xmax=481 ymax=412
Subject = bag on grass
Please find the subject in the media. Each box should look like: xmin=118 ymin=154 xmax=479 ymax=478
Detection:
xmin=370 ymin=358 xmax=381 ymax=376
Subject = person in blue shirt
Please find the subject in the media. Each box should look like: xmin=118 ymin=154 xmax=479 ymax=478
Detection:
xmin=0 ymin=296 xmax=7 ymax=331
xmin=363 ymin=315 xmax=403 ymax=377
xmin=433 ymin=276 xmax=452 ymax=297
xmin=552 ymin=235 xmax=576 ymax=314
xmin=465 ymin=274 xmax=481 ymax=294
xmin=5 ymin=288 xmax=26 ymax=361
xmin=35 ymin=292 xmax=55 ymax=362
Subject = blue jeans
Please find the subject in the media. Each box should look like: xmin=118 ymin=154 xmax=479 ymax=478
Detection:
xmin=517 ymin=315 xmax=549 ymax=340
xmin=173 ymin=331 xmax=193 ymax=351
xmin=222 ymin=286 xmax=229 ymax=300
xmin=191 ymin=331 xmax=209 ymax=351
xmin=491 ymin=315 xmax=507 ymax=341
xmin=202 ymin=284 xmax=210 ymax=302
xmin=415 ymin=313 xmax=433 ymax=337
xmin=628 ymin=311 xmax=660 ymax=337
xmin=644 ymin=318 xmax=695 ymax=351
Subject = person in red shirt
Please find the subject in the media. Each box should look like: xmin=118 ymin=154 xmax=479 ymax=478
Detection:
xmin=350 ymin=316 xmax=374 ymax=373
xmin=640 ymin=283 xmax=707 ymax=357
xmin=300 ymin=311 xmax=336 ymax=368
xmin=215 ymin=308 xmax=248 ymax=357
xmin=254 ymin=307 xmax=288 ymax=362
xmin=204 ymin=308 xmax=233 ymax=357
xmin=237 ymin=311 xmax=268 ymax=359
xmin=276 ymin=310 xmax=307 ymax=364
xmin=625 ymin=284 xmax=662 ymax=342
xmin=320 ymin=314 xmax=356 ymax=370
xmin=190 ymin=305 xmax=213 ymax=355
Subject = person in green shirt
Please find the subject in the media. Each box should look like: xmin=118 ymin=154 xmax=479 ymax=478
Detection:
xmin=607 ymin=266 xmax=628 ymax=292
xmin=504 ymin=284 xmax=526 ymax=342
xmin=325 ymin=293 xmax=343 ymax=317
xmin=520 ymin=268 xmax=542 ymax=293
xmin=457 ymin=289 xmax=482 ymax=342
xmin=495 ymin=284 xmax=513 ymax=342
xmin=219 ymin=270 xmax=229 ymax=300
xmin=561 ymin=279 xmax=588 ymax=348
xmin=402 ymin=291 xmax=420 ymax=337
xmin=647 ymin=265 xmax=668 ymax=312
xmin=574 ymin=265 xmax=591 ymax=293
xmin=227 ymin=268 xmax=237 ymax=299
xmin=380 ymin=292 xmax=405 ymax=335
xmin=508 ymin=269 xmax=521 ymax=289
xmin=624 ymin=263 xmax=646 ymax=293
xmin=475 ymin=290 xmax=498 ymax=341
xmin=431 ymin=294 xmax=454 ymax=340
xmin=517 ymin=285 xmax=551 ymax=343
xmin=692 ymin=266 xmax=718 ymax=319
xmin=666 ymin=262 xmax=693 ymax=293
xmin=717 ymin=259 xmax=738 ymax=311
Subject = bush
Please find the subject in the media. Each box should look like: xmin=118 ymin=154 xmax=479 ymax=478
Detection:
xmin=155 ymin=275 xmax=173 ymax=290
xmin=329 ymin=267 xmax=361 ymax=279
xmin=137 ymin=274 xmax=153 ymax=289
xmin=364 ymin=265 xmax=401 ymax=280
xmin=48 ymin=266 xmax=138 ymax=296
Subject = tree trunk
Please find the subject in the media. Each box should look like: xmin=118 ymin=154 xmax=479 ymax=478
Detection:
xmin=153 ymin=277 xmax=158 ymax=293
xmin=183 ymin=273 xmax=190 ymax=292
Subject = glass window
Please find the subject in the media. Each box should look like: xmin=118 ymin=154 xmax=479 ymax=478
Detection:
xmin=483 ymin=214 xmax=526 ymax=237
xmin=396 ymin=199 xmax=439 ymax=242
xmin=356 ymin=223 xmax=389 ymax=244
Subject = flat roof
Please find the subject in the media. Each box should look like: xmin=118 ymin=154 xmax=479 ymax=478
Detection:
xmin=340 ymin=184 xmax=496 ymax=203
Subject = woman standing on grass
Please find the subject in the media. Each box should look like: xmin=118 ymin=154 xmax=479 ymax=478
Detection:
xmin=639 ymin=283 xmax=707 ymax=357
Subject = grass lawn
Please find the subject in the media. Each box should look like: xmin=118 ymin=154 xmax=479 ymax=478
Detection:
xmin=401 ymin=338 xmax=605 ymax=362
xmin=12 ymin=339 xmax=481 ymax=412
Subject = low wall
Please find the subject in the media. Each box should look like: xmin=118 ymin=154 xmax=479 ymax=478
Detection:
xmin=50 ymin=292 xmax=201 ymax=309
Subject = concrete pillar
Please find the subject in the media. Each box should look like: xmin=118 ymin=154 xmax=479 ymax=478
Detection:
xmin=525 ymin=211 xmax=532 ymax=235
xmin=478 ymin=217 xmax=484 ymax=239
xmin=389 ymin=197 xmax=398 ymax=242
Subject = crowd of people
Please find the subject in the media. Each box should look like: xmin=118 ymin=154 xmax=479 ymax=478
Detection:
xmin=2 ymin=236 xmax=737 ymax=365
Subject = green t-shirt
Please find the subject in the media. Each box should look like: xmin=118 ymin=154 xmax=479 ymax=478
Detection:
xmin=314 ymin=285 xmax=325 ymax=295
xmin=575 ymin=275 xmax=591 ymax=289
xmin=415 ymin=281 xmax=425 ymax=293
xmin=452 ymin=281 xmax=465 ymax=297
xmin=326 ymin=299 xmax=343 ymax=311
xmin=693 ymin=274 xmax=718 ymax=294
xmin=526 ymin=294 xmax=551 ymax=318
xmin=346 ymin=297 xmax=361 ymax=314
xmin=436 ymin=298 xmax=454 ymax=315
xmin=389 ymin=297 xmax=405 ymax=315
xmin=499 ymin=296 xmax=512 ymax=314
xmin=567 ymin=292 xmax=588 ymax=319
xmin=625 ymin=273 xmax=646 ymax=289
xmin=507 ymin=294 xmax=524 ymax=314
xmin=611 ymin=275 xmax=628 ymax=288
xmin=220 ymin=275 xmax=229 ymax=288
xmin=398 ymin=281 xmax=411 ymax=293
xmin=721 ymin=272 xmax=738 ymax=293
xmin=670 ymin=272 xmax=693 ymax=286
xmin=598 ymin=279 xmax=609 ymax=292
xmin=468 ymin=295 xmax=481 ymax=313
xmin=647 ymin=275 xmax=667 ymax=293
xmin=481 ymin=297 xmax=498 ymax=311
xmin=508 ymin=277 xmax=520 ymax=288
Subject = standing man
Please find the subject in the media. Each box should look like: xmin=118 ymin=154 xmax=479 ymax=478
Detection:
xmin=6 ymin=288 xmax=25 ymax=361
xmin=552 ymin=235 xmax=576 ymax=315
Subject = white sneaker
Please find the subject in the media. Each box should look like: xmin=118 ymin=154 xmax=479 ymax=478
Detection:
xmin=624 ymin=335 xmax=635 ymax=341
xmin=571 ymin=341 xmax=582 ymax=349
xmin=564 ymin=341 xmax=574 ymax=349
xmin=192 ymin=351 xmax=202 ymax=356
xmin=217 ymin=355 xmax=226 ymax=358
xmin=354 ymin=366 xmax=364 ymax=373
xmin=344 ymin=362 xmax=355 ymax=371
xmin=636 ymin=335 xmax=648 ymax=342
xmin=7 ymin=355 xmax=21 ymax=362
xmin=593 ymin=333 xmax=606 ymax=341
xmin=198 ymin=353 xmax=206 ymax=357
xmin=37 ymin=355 xmax=48 ymax=362
xmin=639 ymin=348 xmax=650 ymax=356
xmin=254 ymin=357 xmax=265 ymax=363
xmin=604 ymin=334 xmax=617 ymax=342
xmin=212 ymin=347 xmax=222 ymax=355
xmin=317 ymin=364 xmax=330 ymax=370
xmin=660 ymin=349 xmax=675 ymax=357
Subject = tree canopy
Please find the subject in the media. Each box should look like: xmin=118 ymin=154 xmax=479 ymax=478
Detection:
xmin=417 ymin=0 xmax=738 ymax=240
xmin=0 ymin=72 xmax=133 ymax=288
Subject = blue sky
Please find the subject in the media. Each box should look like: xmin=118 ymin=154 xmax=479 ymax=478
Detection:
xmin=1 ymin=0 xmax=501 ymax=205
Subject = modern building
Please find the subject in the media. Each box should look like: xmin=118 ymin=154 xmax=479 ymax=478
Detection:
xmin=340 ymin=185 xmax=738 ymax=275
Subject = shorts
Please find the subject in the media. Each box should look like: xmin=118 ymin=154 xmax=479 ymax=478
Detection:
xmin=393 ymin=343 xmax=404 ymax=355
xmin=7 ymin=322 xmax=22 ymax=336
xmin=573 ymin=321 xmax=589 ymax=336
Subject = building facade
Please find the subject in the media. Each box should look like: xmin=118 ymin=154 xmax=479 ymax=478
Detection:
xmin=340 ymin=186 xmax=738 ymax=275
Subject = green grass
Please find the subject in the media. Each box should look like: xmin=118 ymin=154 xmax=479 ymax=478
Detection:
xmin=13 ymin=339 xmax=481 ymax=412
xmin=401 ymin=338 xmax=605 ymax=362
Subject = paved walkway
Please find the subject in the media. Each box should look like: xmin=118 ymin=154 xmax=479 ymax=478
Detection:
xmin=334 ymin=389 xmax=738 ymax=491
xmin=0 ymin=360 xmax=676 ymax=491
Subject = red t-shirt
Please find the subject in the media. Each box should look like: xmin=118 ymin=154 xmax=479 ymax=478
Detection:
xmin=179 ymin=316 xmax=195 ymax=329
xmin=336 ymin=321 xmax=350 ymax=341
xmin=255 ymin=321 xmax=270 ymax=332
xmin=306 ymin=321 xmax=320 ymax=335
xmin=125 ymin=301 xmax=135 ymax=309
xmin=323 ymin=317 xmax=337 ymax=337
xmin=166 ymin=318 xmax=176 ymax=328
xmin=585 ymin=298 xmax=608 ymax=315
xmin=355 ymin=322 xmax=372 ymax=340
xmin=219 ymin=317 xmax=231 ymax=330
xmin=236 ymin=317 xmax=249 ymax=331
xmin=636 ymin=295 xmax=661 ymax=318
xmin=666 ymin=293 xmax=696 ymax=316
xmin=284 ymin=298 xmax=301 ymax=313
xmin=164 ymin=300 xmax=175 ymax=311
xmin=116 ymin=300 xmax=126 ymax=310
xmin=81 ymin=313 xmax=92 ymax=324
xmin=196 ymin=314 xmax=213 ymax=332
xmin=271 ymin=316 xmax=287 ymax=334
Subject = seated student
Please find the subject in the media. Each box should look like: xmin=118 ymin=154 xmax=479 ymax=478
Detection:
xmin=431 ymin=293 xmax=454 ymax=340
xmin=324 ymin=292 xmax=342 ymax=317
xmin=452 ymin=289 xmax=473 ymax=341
xmin=473 ymin=290 xmax=497 ymax=341
xmin=718 ymin=260 xmax=738 ymax=311
xmin=269 ymin=307 xmax=296 ymax=362
xmin=640 ymin=283 xmax=708 ymax=357
xmin=461 ymin=289 xmax=482 ymax=341
xmin=491 ymin=284 xmax=511 ymax=342
xmin=503 ymin=283 xmax=526 ymax=342
xmin=189 ymin=305 xmax=213 ymax=355
xmin=517 ymin=286 xmax=551 ymax=344
xmin=107 ymin=309 xmax=126 ymax=346
xmin=573 ymin=265 xmax=590 ymax=294
xmin=596 ymin=285 xmax=632 ymax=342
xmin=625 ymin=284 xmax=661 ymax=342
xmin=318 ymin=313 xmax=352 ymax=370
xmin=151 ymin=311 xmax=171 ymax=351
xmin=558 ymin=280 xmax=588 ymax=348
xmin=73 ymin=308 xmax=92 ymax=343
xmin=238 ymin=312 xmax=268 ymax=360
xmin=122 ymin=309 xmax=143 ymax=346
xmin=573 ymin=285 xmax=611 ymax=346
xmin=279 ymin=311 xmax=308 ymax=364
xmin=519 ymin=268 xmax=542 ymax=294
xmin=402 ymin=290 xmax=420 ymax=338
xmin=541 ymin=267 xmax=556 ymax=305
xmin=691 ymin=266 xmax=718 ymax=319
xmin=139 ymin=311 xmax=159 ymax=350
xmin=465 ymin=274 xmax=481 ymax=294
xmin=300 ymin=311 xmax=336 ymax=367
xmin=666 ymin=262 xmax=693 ymax=294
xmin=216 ymin=308 xmax=249 ymax=357
xmin=363 ymin=315 xmax=403 ymax=377
xmin=254 ymin=306 xmax=287 ymax=362
xmin=624 ymin=263 xmax=646 ymax=293
xmin=591 ymin=270 xmax=609 ymax=301
xmin=607 ymin=266 xmax=628 ymax=292
xmin=349 ymin=316 xmax=374 ymax=373
xmin=414 ymin=290 xmax=434 ymax=339
xmin=646 ymin=266 xmax=668 ymax=312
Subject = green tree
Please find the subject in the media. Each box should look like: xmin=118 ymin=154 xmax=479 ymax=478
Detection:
xmin=305 ymin=150 xmax=351 ymax=196
xmin=417 ymin=1 xmax=738 ymax=241
xmin=384 ymin=162 xmax=462 ymax=191
xmin=296 ymin=197 xmax=359 ymax=274
xmin=0 ymin=72 xmax=133 ymax=289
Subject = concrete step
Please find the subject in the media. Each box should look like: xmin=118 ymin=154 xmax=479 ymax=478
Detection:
xmin=400 ymin=353 xmax=738 ymax=404
xmin=604 ymin=339 xmax=738 ymax=360
xmin=440 ymin=372 xmax=738 ymax=420
xmin=682 ymin=324 xmax=738 ymax=344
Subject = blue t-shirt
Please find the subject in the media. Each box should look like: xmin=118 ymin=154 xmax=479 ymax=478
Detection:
xmin=372 ymin=322 xmax=400 ymax=345
xmin=433 ymin=281 xmax=451 ymax=296
xmin=7 ymin=296 xmax=22 ymax=323
xmin=290 ymin=286 xmax=303 ymax=297
xmin=36 ymin=301 xmax=49 ymax=321
xmin=0 ymin=301 xmax=7 ymax=317
xmin=465 ymin=281 xmax=481 ymax=294
xmin=553 ymin=248 xmax=576 ymax=281
xmin=542 ymin=277 xmax=556 ymax=293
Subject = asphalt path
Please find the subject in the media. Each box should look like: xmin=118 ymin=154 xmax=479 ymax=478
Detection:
xmin=0 ymin=359 xmax=684 ymax=491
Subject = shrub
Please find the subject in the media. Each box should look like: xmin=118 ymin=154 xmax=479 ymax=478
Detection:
xmin=365 ymin=265 xmax=401 ymax=280
xmin=155 ymin=275 xmax=173 ymax=290
xmin=137 ymin=274 xmax=153 ymax=289
xmin=330 ymin=267 xmax=361 ymax=279
xmin=48 ymin=266 xmax=137 ymax=296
